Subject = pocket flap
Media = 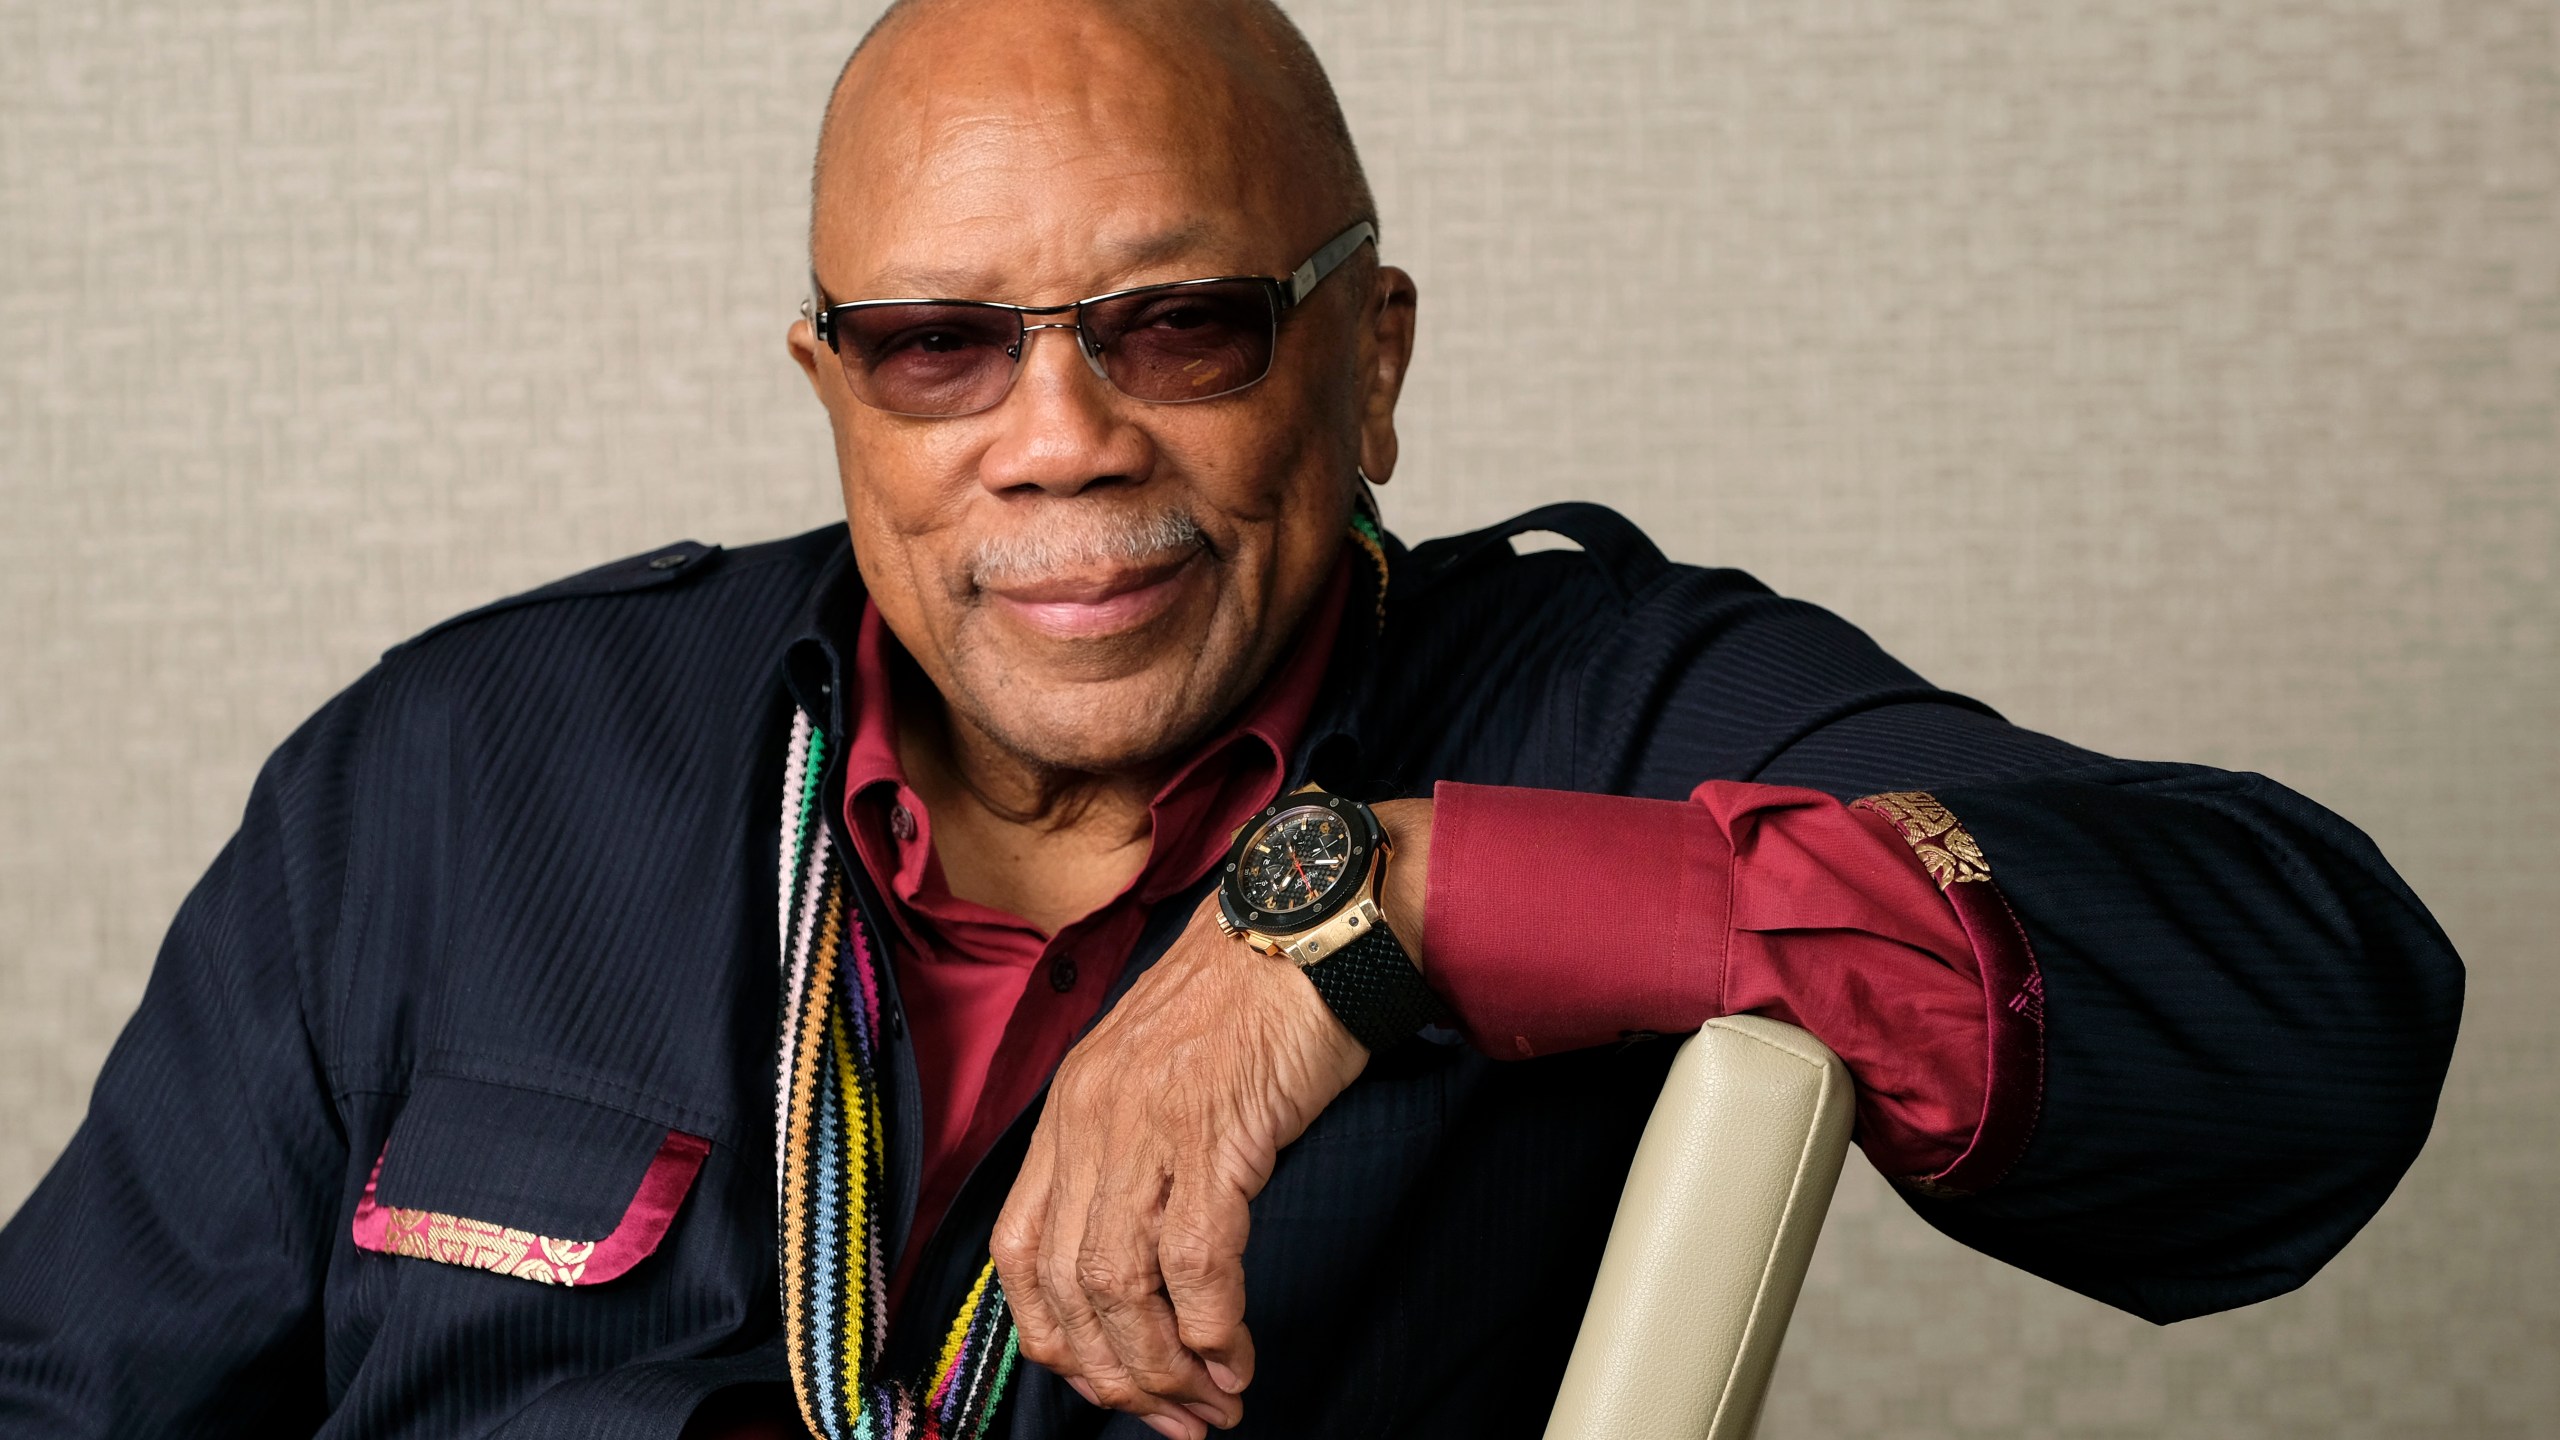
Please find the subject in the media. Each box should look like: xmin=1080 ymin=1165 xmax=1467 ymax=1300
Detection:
xmin=351 ymin=1074 xmax=709 ymax=1287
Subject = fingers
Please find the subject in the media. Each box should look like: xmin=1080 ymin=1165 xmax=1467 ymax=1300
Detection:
xmin=989 ymin=901 xmax=1362 ymax=1434
xmin=1042 ymin=1132 xmax=1220 ymax=1436
xmin=1160 ymin=1162 xmax=1256 ymax=1397
xmin=1016 ymin=1094 xmax=1217 ymax=1436
xmin=1003 ymin=1133 xmax=1130 ymax=1414
xmin=1079 ymin=1149 xmax=1241 ymax=1430
xmin=994 ymin=1120 xmax=1078 ymax=1389
xmin=1000 ymin=1114 xmax=1239 ymax=1433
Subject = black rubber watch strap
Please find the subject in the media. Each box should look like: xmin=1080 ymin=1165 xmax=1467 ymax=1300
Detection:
xmin=1303 ymin=921 xmax=1447 ymax=1053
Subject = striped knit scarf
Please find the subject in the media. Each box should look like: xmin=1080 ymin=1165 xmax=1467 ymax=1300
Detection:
xmin=774 ymin=514 xmax=1389 ymax=1437
xmin=777 ymin=711 xmax=1017 ymax=1440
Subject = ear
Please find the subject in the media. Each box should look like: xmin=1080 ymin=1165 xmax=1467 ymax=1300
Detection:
xmin=788 ymin=314 xmax=829 ymax=401
xmin=1354 ymin=265 xmax=1419 ymax=485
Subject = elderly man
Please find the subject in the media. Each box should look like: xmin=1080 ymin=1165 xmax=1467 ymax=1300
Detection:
xmin=0 ymin=1 xmax=2460 ymax=1437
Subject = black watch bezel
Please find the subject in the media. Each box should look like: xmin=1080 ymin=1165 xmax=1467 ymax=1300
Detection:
xmin=1217 ymin=791 xmax=1388 ymax=938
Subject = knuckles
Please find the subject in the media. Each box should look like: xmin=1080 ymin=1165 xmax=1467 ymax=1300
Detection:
xmin=1123 ymin=1355 xmax=1197 ymax=1397
xmin=1073 ymin=1250 xmax=1157 ymax=1310
xmin=1083 ymin=1373 xmax=1147 ymax=1412
xmin=1038 ymin=1246 xmax=1087 ymax=1300
xmin=1154 ymin=1225 xmax=1223 ymax=1289
xmin=990 ymin=1200 xmax=1049 ymax=1275
xmin=1014 ymin=1327 xmax=1072 ymax=1369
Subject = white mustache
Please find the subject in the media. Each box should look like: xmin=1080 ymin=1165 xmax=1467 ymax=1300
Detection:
xmin=965 ymin=508 xmax=1206 ymax=588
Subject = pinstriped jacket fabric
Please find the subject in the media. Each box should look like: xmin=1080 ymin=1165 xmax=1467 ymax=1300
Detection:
xmin=0 ymin=505 xmax=2462 ymax=1438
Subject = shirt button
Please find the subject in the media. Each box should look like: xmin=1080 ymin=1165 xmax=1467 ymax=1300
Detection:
xmin=889 ymin=804 xmax=917 ymax=842
xmin=1049 ymin=957 xmax=1078 ymax=992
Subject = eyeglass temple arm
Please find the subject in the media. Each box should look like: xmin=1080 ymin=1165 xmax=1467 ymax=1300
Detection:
xmin=802 ymin=277 xmax=833 ymax=346
xmin=1285 ymin=221 xmax=1378 ymax=309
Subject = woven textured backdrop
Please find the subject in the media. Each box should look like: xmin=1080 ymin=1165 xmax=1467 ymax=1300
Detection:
xmin=3 ymin=1 xmax=2553 ymax=1434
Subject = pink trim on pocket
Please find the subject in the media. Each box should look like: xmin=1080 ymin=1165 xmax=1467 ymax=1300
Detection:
xmin=351 ymin=1129 xmax=711 ymax=1286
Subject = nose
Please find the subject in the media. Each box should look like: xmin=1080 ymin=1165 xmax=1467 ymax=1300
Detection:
xmin=974 ymin=324 xmax=1153 ymax=499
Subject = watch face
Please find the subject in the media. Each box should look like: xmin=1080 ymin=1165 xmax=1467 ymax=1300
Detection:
xmin=1232 ymin=803 xmax=1362 ymax=920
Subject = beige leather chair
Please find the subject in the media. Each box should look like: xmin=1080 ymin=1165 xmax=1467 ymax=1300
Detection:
xmin=1544 ymin=1016 xmax=1856 ymax=1440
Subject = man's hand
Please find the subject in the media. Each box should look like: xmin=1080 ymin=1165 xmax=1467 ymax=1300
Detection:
xmin=991 ymin=902 xmax=1363 ymax=1436
xmin=991 ymin=799 xmax=1432 ymax=1437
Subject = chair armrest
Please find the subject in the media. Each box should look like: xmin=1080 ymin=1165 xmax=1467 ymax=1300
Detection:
xmin=1543 ymin=1015 xmax=1855 ymax=1440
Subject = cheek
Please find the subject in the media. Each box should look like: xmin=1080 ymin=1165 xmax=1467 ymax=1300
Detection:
xmin=834 ymin=429 xmax=993 ymax=652
xmin=839 ymin=407 xmax=1012 ymax=573
xmin=1143 ymin=400 xmax=1355 ymax=666
xmin=1154 ymin=396 xmax=1354 ymax=541
xmin=837 ymin=418 xmax=976 ymax=527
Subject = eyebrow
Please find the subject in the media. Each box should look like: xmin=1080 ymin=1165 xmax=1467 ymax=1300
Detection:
xmin=1096 ymin=221 xmax=1217 ymax=267
xmin=840 ymin=222 xmax=1236 ymax=303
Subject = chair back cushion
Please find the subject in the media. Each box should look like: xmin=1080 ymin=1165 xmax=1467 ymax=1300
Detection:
xmin=1543 ymin=1016 xmax=1855 ymax=1440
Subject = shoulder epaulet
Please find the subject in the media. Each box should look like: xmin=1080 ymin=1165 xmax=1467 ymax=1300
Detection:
xmin=1400 ymin=502 xmax=1671 ymax=609
xmin=384 ymin=540 xmax=723 ymax=658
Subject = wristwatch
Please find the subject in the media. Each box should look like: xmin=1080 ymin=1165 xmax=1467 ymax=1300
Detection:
xmin=1215 ymin=787 xmax=1447 ymax=1052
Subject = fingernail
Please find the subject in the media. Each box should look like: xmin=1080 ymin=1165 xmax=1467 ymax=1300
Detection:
xmin=1206 ymin=1360 xmax=1244 ymax=1394
xmin=1185 ymin=1400 xmax=1234 ymax=1430
xmin=1066 ymin=1376 xmax=1098 ymax=1406
xmin=1143 ymin=1415 xmax=1189 ymax=1440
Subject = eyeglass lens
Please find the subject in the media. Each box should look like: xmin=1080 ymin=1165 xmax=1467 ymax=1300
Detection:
xmin=831 ymin=279 xmax=1280 ymax=418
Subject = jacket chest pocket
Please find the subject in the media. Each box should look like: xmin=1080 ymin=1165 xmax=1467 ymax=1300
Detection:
xmin=352 ymin=1073 xmax=710 ymax=1288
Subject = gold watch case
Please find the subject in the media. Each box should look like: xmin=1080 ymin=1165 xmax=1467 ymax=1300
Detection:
xmin=1217 ymin=884 xmax=1390 ymax=968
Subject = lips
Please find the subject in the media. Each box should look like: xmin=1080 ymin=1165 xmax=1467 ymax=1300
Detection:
xmin=980 ymin=550 xmax=1202 ymax=640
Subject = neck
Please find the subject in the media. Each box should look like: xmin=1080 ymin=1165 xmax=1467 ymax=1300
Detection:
xmin=890 ymin=659 xmax=1166 ymax=934
xmin=915 ymin=701 xmax=1164 ymax=843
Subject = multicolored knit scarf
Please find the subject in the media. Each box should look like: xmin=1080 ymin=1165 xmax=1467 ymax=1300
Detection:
xmin=777 ymin=711 xmax=1018 ymax=1440
xmin=773 ymin=515 xmax=1389 ymax=1437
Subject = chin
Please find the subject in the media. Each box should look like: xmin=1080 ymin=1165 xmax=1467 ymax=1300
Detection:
xmin=960 ymin=666 xmax=1232 ymax=776
xmin=945 ymin=593 xmax=1263 ymax=774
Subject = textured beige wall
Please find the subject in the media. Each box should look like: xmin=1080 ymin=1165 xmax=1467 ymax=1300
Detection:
xmin=3 ymin=1 xmax=2553 ymax=1434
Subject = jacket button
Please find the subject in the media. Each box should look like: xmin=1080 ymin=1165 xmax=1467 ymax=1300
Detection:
xmin=889 ymin=804 xmax=917 ymax=842
xmin=1049 ymin=957 xmax=1077 ymax=992
xmin=648 ymin=552 xmax=689 ymax=571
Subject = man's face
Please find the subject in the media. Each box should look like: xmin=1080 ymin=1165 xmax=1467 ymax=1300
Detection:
xmin=791 ymin=11 xmax=1414 ymax=777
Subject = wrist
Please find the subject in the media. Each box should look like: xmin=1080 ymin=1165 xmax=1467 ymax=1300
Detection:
xmin=1369 ymin=797 xmax=1432 ymax=967
xmin=1214 ymin=789 xmax=1446 ymax=1054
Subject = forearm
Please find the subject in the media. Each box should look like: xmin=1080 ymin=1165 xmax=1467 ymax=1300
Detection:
xmin=1909 ymin=764 xmax=2462 ymax=1321
xmin=1396 ymin=758 xmax=2462 ymax=1322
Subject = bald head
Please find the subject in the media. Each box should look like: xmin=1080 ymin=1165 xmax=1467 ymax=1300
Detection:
xmin=810 ymin=0 xmax=1374 ymax=279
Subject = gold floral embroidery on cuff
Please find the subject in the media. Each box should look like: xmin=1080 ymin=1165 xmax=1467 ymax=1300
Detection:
xmin=1854 ymin=790 xmax=1990 ymax=889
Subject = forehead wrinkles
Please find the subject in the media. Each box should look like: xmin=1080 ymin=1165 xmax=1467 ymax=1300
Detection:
xmin=820 ymin=122 xmax=1261 ymax=300
xmin=815 ymin=5 xmax=1297 ymax=271
xmin=851 ymin=91 xmax=1253 ymax=229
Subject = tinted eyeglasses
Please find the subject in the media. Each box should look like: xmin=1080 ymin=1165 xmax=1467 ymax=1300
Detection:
xmin=803 ymin=221 xmax=1377 ymax=418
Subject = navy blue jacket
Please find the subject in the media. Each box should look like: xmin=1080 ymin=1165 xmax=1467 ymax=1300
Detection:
xmin=0 ymin=506 xmax=2462 ymax=1438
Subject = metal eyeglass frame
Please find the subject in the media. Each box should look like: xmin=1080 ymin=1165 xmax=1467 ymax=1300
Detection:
xmin=800 ymin=220 xmax=1378 ymax=414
